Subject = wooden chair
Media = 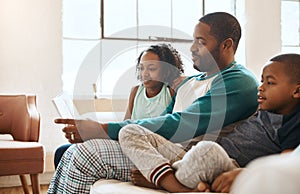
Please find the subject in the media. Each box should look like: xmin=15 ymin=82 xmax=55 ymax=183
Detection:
xmin=0 ymin=94 xmax=44 ymax=194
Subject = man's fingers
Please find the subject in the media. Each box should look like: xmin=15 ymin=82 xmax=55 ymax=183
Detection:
xmin=62 ymin=125 xmax=77 ymax=133
xmin=65 ymin=132 xmax=81 ymax=143
xmin=54 ymin=118 xmax=76 ymax=125
xmin=211 ymin=175 xmax=224 ymax=191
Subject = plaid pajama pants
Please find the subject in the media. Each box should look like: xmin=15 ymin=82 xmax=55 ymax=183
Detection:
xmin=47 ymin=139 xmax=133 ymax=194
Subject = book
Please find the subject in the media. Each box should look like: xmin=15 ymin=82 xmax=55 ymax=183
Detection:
xmin=52 ymin=93 xmax=79 ymax=118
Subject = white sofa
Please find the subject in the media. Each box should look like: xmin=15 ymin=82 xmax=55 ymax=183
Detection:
xmin=230 ymin=154 xmax=300 ymax=194
xmin=90 ymin=179 xmax=225 ymax=194
xmin=90 ymin=180 xmax=168 ymax=194
xmin=90 ymin=154 xmax=300 ymax=194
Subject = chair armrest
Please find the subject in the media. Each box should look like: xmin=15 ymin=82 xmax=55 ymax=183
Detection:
xmin=27 ymin=95 xmax=40 ymax=142
xmin=0 ymin=94 xmax=40 ymax=142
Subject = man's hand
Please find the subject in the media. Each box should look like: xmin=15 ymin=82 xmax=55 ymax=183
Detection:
xmin=55 ymin=118 xmax=108 ymax=143
xmin=211 ymin=168 xmax=243 ymax=193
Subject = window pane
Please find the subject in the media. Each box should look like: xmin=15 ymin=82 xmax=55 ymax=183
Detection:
xmin=63 ymin=0 xmax=100 ymax=38
xmin=281 ymin=0 xmax=300 ymax=46
xmin=138 ymin=0 xmax=171 ymax=26
xmin=204 ymin=0 xmax=234 ymax=14
xmin=282 ymin=46 xmax=300 ymax=53
xmin=100 ymin=48 xmax=138 ymax=95
xmin=173 ymin=0 xmax=203 ymax=39
xmin=63 ymin=40 xmax=99 ymax=94
xmin=103 ymin=0 xmax=201 ymax=40
xmin=137 ymin=0 xmax=171 ymax=38
xmin=103 ymin=0 xmax=137 ymax=38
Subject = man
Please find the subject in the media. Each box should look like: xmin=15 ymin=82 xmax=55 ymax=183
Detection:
xmin=48 ymin=12 xmax=258 ymax=193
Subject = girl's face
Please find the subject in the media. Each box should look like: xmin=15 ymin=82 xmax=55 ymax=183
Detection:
xmin=138 ymin=51 xmax=163 ymax=89
xmin=258 ymin=61 xmax=299 ymax=115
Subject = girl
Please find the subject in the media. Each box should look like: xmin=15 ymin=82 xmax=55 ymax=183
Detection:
xmin=124 ymin=43 xmax=184 ymax=120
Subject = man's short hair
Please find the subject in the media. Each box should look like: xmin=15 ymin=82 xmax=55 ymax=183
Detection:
xmin=199 ymin=12 xmax=241 ymax=53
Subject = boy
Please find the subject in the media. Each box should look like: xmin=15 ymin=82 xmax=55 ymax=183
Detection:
xmin=119 ymin=53 xmax=300 ymax=192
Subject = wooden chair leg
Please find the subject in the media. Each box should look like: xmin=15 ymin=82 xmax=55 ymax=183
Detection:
xmin=30 ymin=174 xmax=41 ymax=194
xmin=19 ymin=174 xmax=30 ymax=194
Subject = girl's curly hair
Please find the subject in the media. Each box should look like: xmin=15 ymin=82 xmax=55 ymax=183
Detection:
xmin=136 ymin=43 xmax=184 ymax=86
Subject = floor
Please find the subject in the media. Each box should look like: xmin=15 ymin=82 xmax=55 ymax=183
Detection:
xmin=0 ymin=184 xmax=49 ymax=194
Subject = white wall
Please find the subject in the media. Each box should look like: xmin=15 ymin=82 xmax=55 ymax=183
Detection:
xmin=0 ymin=0 xmax=283 ymax=187
xmin=244 ymin=0 xmax=282 ymax=79
xmin=0 ymin=0 xmax=65 ymax=179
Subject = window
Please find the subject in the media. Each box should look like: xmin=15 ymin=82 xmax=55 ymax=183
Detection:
xmin=281 ymin=0 xmax=300 ymax=53
xmin=62 ymin=0 xmax=100 ymax=96
xmin=102 ymin=0 xmax=201 ymax=40
xmin=63 ymin=0 xmax=236 ymax=98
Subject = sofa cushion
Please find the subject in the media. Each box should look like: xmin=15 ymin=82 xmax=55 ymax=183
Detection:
xmin=90 ymin=179 xmax=167 ymax=194
xmin=90 ymin=179 xmax=226 ymax=194
xmin=0 ymin=140 xmax=44 ymax=175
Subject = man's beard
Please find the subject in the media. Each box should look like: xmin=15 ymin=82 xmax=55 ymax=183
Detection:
xmin=193 ymin=47 xmax=220 ymax=73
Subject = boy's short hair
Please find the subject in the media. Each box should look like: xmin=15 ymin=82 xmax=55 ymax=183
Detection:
xmin=270 ymin=53 xmax=300 ymax=84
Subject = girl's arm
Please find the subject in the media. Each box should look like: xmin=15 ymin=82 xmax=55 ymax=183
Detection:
xmin=124 ymin=85 xmax=139 ymax=120
xmin=168 ymin=86 xmax=175 ymax=98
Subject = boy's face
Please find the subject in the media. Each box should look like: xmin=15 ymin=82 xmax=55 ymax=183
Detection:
xmin=258 ymin=61 xmax=299 ymax=115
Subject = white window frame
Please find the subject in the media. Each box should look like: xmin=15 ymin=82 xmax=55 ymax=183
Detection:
xmin=281 ymin=0 xmax=300 ymax=53
xmin=62 ymin=0 xmax=238 ymax=98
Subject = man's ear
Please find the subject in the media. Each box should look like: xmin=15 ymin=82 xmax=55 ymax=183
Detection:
xmin=222 ymin=38 xmax=234 ymax=50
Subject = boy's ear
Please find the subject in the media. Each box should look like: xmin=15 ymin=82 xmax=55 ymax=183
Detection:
xmin=293 ymin=85 xmax=300 ymax=98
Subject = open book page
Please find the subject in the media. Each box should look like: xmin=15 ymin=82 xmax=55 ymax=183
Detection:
xmin=52 ymin=93 xmax=79 ymax=118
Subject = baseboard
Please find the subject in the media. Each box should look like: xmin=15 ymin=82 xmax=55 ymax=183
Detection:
xmin=0 ymin=152 xmax=55 ymax=188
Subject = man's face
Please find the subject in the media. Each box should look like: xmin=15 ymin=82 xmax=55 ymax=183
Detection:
xmin=190 ymin=22 xmax=220 ymax=74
